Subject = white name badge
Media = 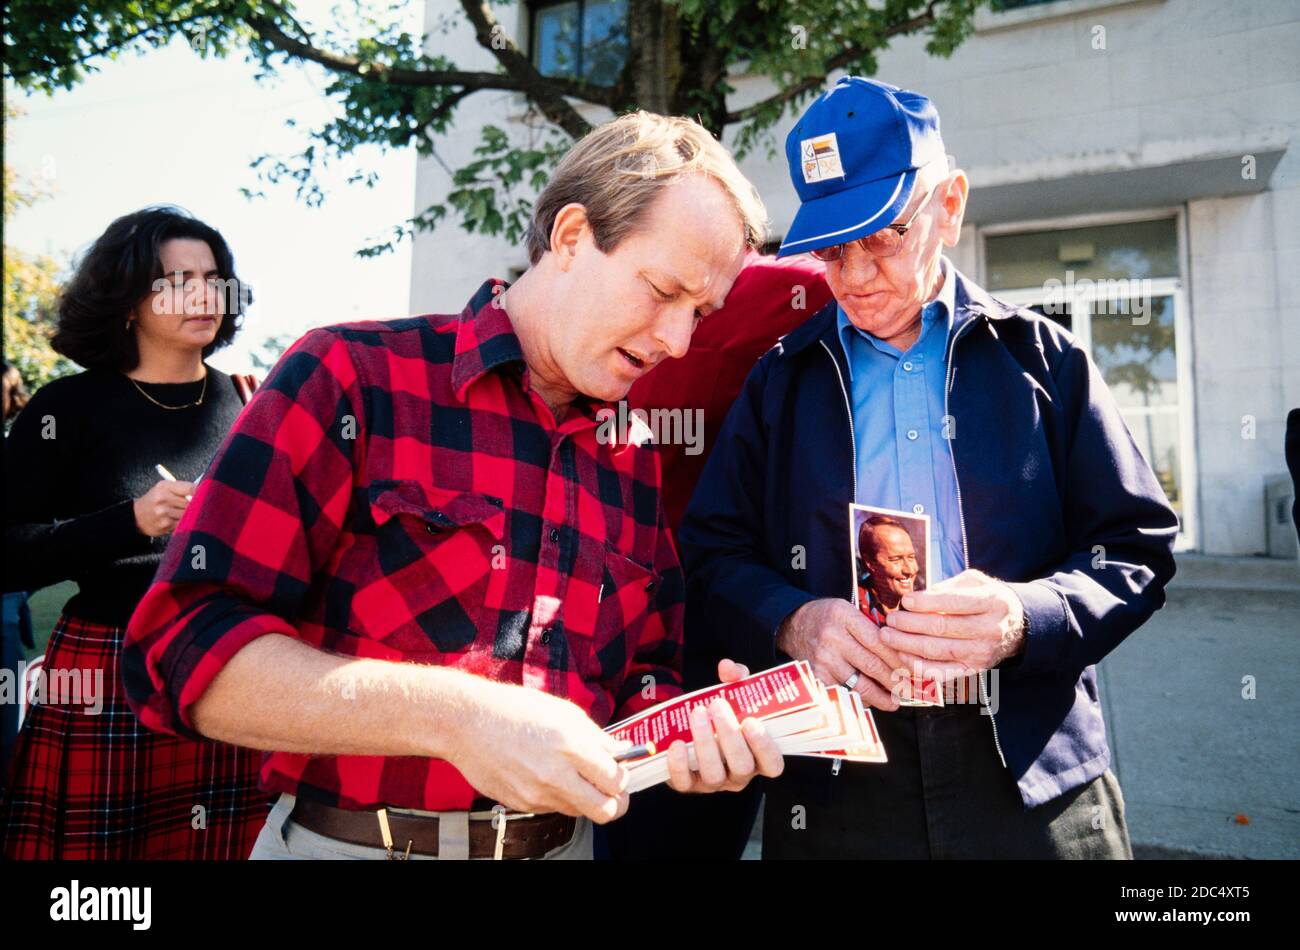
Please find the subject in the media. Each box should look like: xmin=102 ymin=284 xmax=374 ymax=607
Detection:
xmin=800 ymin=132 xmax=846 ymax=183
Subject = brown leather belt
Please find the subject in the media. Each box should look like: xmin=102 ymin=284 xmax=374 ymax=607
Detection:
xmin=290 ymin=797 xmax=576 ymax=860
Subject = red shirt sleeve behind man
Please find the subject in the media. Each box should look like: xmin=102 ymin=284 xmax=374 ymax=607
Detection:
xmin=626 ymin=251 xmax=832 ymax=534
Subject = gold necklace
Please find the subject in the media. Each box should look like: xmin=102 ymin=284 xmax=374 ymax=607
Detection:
xmin=128 ymin=369 xmax=208 ymax=410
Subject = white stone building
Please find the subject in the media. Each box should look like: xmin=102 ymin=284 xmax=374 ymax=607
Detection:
xmin=411 ymin=0 xmax=1300 ymax=558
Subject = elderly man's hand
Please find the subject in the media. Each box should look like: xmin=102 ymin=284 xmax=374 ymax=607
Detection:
xmin=878 ymin=569 xmax=1026 ymax=683
xmin=775 ymin=599 xmax=904 ymax=710
xmin=665 ymin=659 xmax=785 ymax=794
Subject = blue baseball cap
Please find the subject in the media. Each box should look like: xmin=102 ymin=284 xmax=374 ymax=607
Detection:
xmin=776 ymin=76 xmax=946 ymax=258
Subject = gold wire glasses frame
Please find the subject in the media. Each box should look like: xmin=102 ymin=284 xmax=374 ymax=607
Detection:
xmin=808 ymin=180 xmax=941 ymax=262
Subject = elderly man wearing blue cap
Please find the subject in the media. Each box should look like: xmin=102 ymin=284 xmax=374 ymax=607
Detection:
xmin=678 ymin=77 xmax=1179 ymax=858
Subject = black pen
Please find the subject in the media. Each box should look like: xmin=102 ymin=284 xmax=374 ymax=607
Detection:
xmin=614 ymin=742 xmax=656 ymax=763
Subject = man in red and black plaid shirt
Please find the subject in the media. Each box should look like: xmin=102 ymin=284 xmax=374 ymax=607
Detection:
xmin=124 ymin=112 xmax=784 ymax=860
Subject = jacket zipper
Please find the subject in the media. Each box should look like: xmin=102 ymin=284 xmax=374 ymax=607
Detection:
xmin=943 ymin=318 xmax=1007 ymax=768
xmin=820 ymin=340 xmax=858 ymax=506
xmin=822 ymin=340 xmax=856 ymax=780
xmin=824 ymin=329 xmax=1006 ymax=769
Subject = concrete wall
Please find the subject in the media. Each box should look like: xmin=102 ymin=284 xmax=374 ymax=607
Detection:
xmin=413 ymin=0 xmax=1300 ymax=554
xmin=1187 ymin=191 xmax=1296 ymax=556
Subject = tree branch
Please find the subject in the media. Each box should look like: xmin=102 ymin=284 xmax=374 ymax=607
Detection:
xmin=455 ymin=0 xmax=595 ymax=140
xmin=246 ymin=14 xmax=505 ymax=90
xmin=4 ymin=12 xmax=213 ymax=82
xmin=249 ymin=10 xmax=608 ymax=117
xmin=422 ymin=87 xmax=475 ymax=129
xmin=724 ymin=0 xmax=943 ymax=125
xmin=261 ymin=0 xmax=315 ymax=45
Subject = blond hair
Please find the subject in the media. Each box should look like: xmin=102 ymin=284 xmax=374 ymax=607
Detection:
xmin=525 ymin=111 xmax=767 ymax=265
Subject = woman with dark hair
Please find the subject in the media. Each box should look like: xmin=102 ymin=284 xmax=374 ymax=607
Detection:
xmin=0 ymin=206 xmax=271 ymax=859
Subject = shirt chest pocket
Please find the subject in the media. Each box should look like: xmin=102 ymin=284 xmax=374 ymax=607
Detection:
xmin=348 ymin=481 xmax=505 ymax=657
xmin=571 ymin=540 xmax=660 ymax=687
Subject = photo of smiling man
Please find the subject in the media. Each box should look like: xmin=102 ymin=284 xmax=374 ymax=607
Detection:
xmin=851 ymin=506 xmax=940 ymax=708
xmin=852 ymin=508 xmax=927 ymax=626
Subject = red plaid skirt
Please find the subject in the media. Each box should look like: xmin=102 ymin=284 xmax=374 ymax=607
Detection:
xmin=0 ymin=612 xmax=271 ymax=859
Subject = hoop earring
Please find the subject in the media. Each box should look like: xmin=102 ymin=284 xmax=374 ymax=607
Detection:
xmin=125 ymin=319 xmax=133 ymax=331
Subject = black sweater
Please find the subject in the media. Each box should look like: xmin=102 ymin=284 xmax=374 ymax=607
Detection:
xmin=2 ymin=365 xmax=245 ymax=625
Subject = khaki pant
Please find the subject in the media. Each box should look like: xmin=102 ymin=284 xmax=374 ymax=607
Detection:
xmin=249 ymin=793 xmax=593 ymax=860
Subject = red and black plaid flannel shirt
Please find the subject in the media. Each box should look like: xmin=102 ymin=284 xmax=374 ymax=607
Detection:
xmin=124 ymin=279 xmax=685 ymax=811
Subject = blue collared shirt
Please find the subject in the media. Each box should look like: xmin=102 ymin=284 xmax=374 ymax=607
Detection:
xmin=836 ymin=259 xmax=966 ymax=582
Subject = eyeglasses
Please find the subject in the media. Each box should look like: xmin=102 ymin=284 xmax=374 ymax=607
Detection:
xmin=809 ymin=182 xmax=939 ymax=262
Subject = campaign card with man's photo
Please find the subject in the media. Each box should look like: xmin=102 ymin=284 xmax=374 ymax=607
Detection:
xmin=849 ymin=503 xmax=943 ymax=706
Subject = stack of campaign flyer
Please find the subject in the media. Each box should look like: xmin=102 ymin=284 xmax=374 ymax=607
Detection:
xmin=605 ymin=660 xmax=886 ymax=793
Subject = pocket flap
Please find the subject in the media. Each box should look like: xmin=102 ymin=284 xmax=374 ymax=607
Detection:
xmin=367 ymin=481 xmax=505 ymax=539
xmin=601 ymin=541 xmax=658 ymax=599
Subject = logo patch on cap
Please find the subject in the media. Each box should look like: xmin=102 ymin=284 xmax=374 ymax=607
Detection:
xmin=800 ymin=132 xmax=846 ymax=183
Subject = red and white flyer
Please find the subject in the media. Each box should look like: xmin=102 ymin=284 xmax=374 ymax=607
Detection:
xmin=608 ymin=662 xmax=888 ymax=791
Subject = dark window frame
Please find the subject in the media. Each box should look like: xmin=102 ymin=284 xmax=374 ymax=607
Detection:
xmin=528 ymin=0 xmax=628 ymax=87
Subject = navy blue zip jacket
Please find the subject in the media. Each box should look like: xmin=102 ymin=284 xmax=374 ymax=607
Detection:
xmin=678 ymin=270 xmax=1178 ymax=808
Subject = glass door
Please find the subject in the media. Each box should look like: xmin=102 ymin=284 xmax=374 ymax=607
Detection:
xmin=984 ymin=217 xmax=1197 ymax=549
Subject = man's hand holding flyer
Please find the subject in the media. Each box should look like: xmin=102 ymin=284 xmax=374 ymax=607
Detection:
xmin=606 ymin=660 xmax=886 ymax=792
xmin=620 ymin=498 xmax=952 ymax=792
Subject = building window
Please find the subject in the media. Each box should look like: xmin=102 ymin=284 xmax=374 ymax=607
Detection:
xmin=985 ymin=218 xmax=1178 ymax=302
xmin=983 ymin=216 xmax=1198 ymax=548
xmin=530 ymin=0 xmax=629 ymax=87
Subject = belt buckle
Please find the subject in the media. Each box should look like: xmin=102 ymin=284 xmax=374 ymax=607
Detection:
xmin=375 ymin=808 xmax=413 ymax=861
xmin=489 ymin=804 xmax=536 ymax=860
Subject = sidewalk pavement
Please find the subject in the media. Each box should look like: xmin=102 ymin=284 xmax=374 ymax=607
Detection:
xmin=1100 ymin=554 xmax=1300 ymax=859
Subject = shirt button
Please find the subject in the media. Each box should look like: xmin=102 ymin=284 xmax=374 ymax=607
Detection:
xmin=540 ymin=628 xmax=552 ymax=644
xmin=912 ymin=503 xmax=925 ymax=514
xmin=902 ymin=361 xmax=914 ymax=372
xmin=549 ymin=528 xmax=560 ymax=543
xmin=906 ymin=429 xmax=919 ymax=441
xmin=645 ymin=580 xmax=656 ymax=593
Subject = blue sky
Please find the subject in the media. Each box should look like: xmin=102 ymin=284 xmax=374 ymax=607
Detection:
xmin=6 ymin=5 xmax=420 ymax=375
